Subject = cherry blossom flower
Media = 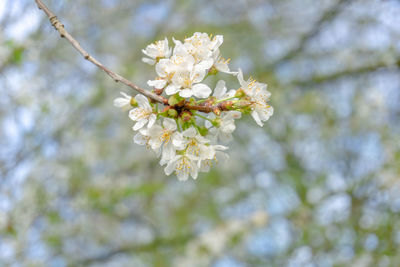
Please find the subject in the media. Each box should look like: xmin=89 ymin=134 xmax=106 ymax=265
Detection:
xmin=237 ymin=69 xmax=273 ymax=126
xmin=148 ymin=118 xmax=184 ymax=164
xmin=142 ymin=38 xmax=172 ymax=65
xmin=113 ymin=92 xmax=133 ymax=110
xmin=164 ymin=153 xmax=199 ymax=181
xmin=129 ymin=94 xmax=156 ymax=131
xmin=115 ymin=33 xmax=273 ymax=180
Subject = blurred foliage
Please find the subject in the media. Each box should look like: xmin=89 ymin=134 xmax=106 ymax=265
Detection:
xmin=1 ymin=0 xmax=400 ymax=266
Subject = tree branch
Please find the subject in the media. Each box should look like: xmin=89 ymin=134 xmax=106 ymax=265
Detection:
xmin=74 ymin=234 xmax=193 ymax=265
xmin=267 ymin=0 xmax=350 ymax=69
xmin=35 ymin=0 xmax=243 ymax=114
xmin=291 ymin=57 xmax=400 ymax=86
xmin=34 ymin=0 xmax=168 ymax=105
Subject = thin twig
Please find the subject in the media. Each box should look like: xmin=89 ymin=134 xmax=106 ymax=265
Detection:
xmin=34 ymin=0 xmax=167 ymax=104
xmin=35 ymin=0 xmax=237 ymax=113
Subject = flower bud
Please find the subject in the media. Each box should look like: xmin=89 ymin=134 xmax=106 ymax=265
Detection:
xmin=167 ymin=108 xmax=178 ymax=118
xmin=212 ymin=118 xmax=222 ymax=127
xmin=180 ymin=110 xmax=193 ymax=122
xmin=197 ymin=126 xmax=209 ymax=136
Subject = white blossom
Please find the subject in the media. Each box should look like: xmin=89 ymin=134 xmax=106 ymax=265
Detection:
xmin=129 ymin=94 xmax=156 ymax=131
xmin=237 ymin=69 xmax=273 ymax=126
xmin=206 ymin=111 xmax=241 ymax=142
xmin=164 ymin=153 xmax=198 ymax=181
xmin=113 ymin=92 xmax=132 ymax=110
xmin=148 ymin=118 xmax=184 ymax=164
xmin=142 ymin=38 xmax=172 ymax=65
xmin=212 ymin=49 xmax=238 ymax=75
xmin=181 ymin=127 xmax=214 ymax=160
xmin=165 ymin=62 xmax=211 ymax=98
xmin=115 ymin=33 xmax=273 ymax=180
xmin=198 ymin=145 xmax=229 ymax=173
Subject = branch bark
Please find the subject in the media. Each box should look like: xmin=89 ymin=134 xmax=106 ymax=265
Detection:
xmin=35 ymin=0 xmax=240 ymax=114
xmin=34 ymin=0 xmax=168 ymax=104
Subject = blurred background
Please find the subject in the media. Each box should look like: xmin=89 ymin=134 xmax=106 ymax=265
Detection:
xmin=1 ymin=0 xmax=400 ymax=266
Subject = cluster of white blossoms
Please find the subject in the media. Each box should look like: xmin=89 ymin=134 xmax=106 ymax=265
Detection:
xmin=114 ymin=32 xmax=273 ymax=180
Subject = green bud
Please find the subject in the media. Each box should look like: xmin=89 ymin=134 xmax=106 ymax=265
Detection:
xmin=168 ymin=94 xmax=184 ymax=106
xmin=212 ymin=118 xmax=222 ymax=127
xmin=167 ymin=108 xmax=178 ymax=118
xmin=197 ymin=126 xmax=209 ymax=136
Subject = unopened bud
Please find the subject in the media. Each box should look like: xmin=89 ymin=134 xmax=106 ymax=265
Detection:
xmin=212 ymin=118 xmax=222 ymax=128
xmin=168 ymin=95 xmax=180 ymax=106
xmin=180 ymin=111 xmax=193 ymax=122
xmin=197 ymin=126 xmax=209 ymax=136
xmin=167 ymin=108 xmax=178 ymax=118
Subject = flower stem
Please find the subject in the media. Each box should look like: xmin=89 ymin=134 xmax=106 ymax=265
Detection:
xmin=195 ymin=113 xmax=213 ymax=122
xmin=215 ymin=96 xmax=236 ymax=104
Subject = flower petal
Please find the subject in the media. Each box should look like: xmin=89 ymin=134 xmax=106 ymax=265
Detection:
xmin=147 ymin=79 xmax=167 ymax=89
xmin=135 ymin=94 xmax=151 ymax=110
xmin=192 ymin=84 xmax=211 ymax=98
xmin=148 ymin=114 xmax=156 ymax=128
xmin=163 ymin=118 xmax=177 ymax=131
xmin=179 ymin=88 xmax=193 ymax=98
xmin=251 ymin=110 xmax=264 ymax=127
xmin=142 ymin=57 xmax=156 ymax=65
xmin=133 ymin=118 xmax=148 ymax=131
xmin=213 ymin=80 xmax=226 ymax=98
xmin=165 ymin=84 xmax=180 ymax=95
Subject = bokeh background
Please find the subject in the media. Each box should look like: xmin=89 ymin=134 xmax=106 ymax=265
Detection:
xmin=1 ymin=0 xmax=400 ymax=266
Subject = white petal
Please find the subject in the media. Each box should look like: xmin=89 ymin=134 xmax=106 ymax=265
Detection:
xmin=177 ymin=169 xmax=189 ymax=181
xmin=226 ymin=111 xmax=242 ymax=120
xmin=163 ymin=118 xmax=177 ymax=131
xmin=133 ymin=118 xmax=148 ymax=131
xmin=148 ymin=114 xmax=157 ymax=128
xmin=197 ymin=58 xmax=214 ymax=70
xmin=155 ymin=59 xmax=169 ymax=77
xmin=142 ymin=57 xmax=156 ymax=65
xmin=133 ymin=133 xmax=146 ymax=145
xmin=172 ymin=132 xmax=185 ymax=149
xmin=237 ymin=68 xmax=245 ymax=86
xmin=192 ymin=65 xmax=207 ymax=83
xmin=113 ymin=98 xmax=129 ymax=108
xmin=135 ymin=94 xmax=151 ymax=110
xmin=164 ymin=156 xmax=180 ymax=176
xmin=210 ymin=35 xmax=223 ymax=50
xmin=213 ymin=80 xmax=226 ymax=98
xmin=165 ymin=84 xmax=180 ymax=95
xmin=147 ymin=79 xmax=167 ymax=89
xmin=189 ymin=161 xmax=198 ymax=179
xmin=179 ymin=88 xmax=193 ymax=98
xmin=192 ymin=84 xmax=211 ymax=98
xmin=183 ymin=127 xmax=197 ymax=138
xmin=251 ymin=110 xmax=264 ymax=127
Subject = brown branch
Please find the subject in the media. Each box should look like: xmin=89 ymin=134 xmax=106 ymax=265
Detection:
xmin=34 ymin=0 xmax=167 ymax=105
xmin=35 ymin=0 xmax=240 ymax=114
